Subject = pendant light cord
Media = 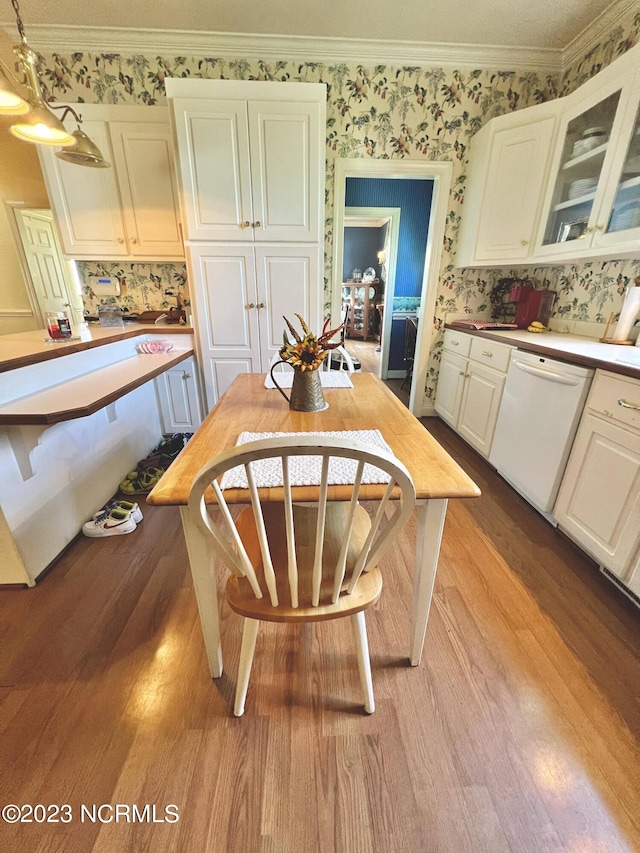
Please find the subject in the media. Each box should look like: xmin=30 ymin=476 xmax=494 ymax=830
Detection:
xmin=11 ymin=0 xmax=28 ymax=45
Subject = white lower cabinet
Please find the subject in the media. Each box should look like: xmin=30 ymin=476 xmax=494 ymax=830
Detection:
xmin=155 ymin=357 xmax=203 ymax=433
xmin=435 ymin=331 xmax=513 ymax=458
xmin=555 ymin=370 xmax=640 ymax=593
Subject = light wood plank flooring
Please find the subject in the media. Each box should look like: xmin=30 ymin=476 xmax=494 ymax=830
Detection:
xmin=0 ymin=375 xmax=638 ymax=851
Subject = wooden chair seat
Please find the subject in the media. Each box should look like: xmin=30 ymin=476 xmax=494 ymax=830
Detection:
xmin=226 ymin=503 xmax=382 ymax=622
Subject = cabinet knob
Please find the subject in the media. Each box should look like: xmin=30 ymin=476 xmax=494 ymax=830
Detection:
xmin=131 ymin=238 xmax=137 ymax=244
xmin=183 ymin=373 xmax=192 ymax=380
xmin=246 ymin=302 xmax=255 ymax=309
xmin=520 ymin=239 xmax=528 ymax=246
xmin=459 ymin=371 xmax=465 ymax=376
xmin=253 ymin=221 xmax=261 ymax=228
xmin=240 ymin=221 xmax=251 ymax=229
xmin=256 ymin=302 xmax=265 ymax=309
xmin=117 ymin=237 xmax=125 ymax=244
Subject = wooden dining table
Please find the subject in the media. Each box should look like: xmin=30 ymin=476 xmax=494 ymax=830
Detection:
xmin=147 ymin=372 xmax=480 ymax=678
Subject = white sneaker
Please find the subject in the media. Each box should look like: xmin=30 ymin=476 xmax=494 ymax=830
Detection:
xmin=82 ymin=507 xmax=137 ymax=537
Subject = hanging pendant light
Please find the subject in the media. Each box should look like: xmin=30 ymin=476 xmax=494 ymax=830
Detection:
xmin=0 ymin=0 xmax=110 ymax=165
xmin=56 ymin=125 xmax=110 ymax=168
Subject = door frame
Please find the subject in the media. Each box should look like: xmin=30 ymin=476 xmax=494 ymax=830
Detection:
xmin=332 ymin=158 xmax=453 ymax=416
xmin=342 ymin=206 xmax=401 ymax=379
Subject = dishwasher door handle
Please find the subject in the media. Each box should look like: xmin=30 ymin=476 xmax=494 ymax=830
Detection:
xmin=513 ymin=360 xmax=582 ymax=386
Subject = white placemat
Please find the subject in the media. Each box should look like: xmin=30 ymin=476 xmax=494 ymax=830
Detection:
xmin=220 ymin=430 xmax=392 ymax=489
xmin=264 ymin=370 xmax=353 ymax=389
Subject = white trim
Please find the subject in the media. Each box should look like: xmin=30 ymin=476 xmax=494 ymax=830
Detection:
xmin=0 ymin=309 xmax=35 ymax=318
xmin=562 ymin=0 xmax=637 ymax=73
xmin=332 ymin=158 xmax=453 ymax=418
xmin=11 ymin=24 xmax=564 ymax=73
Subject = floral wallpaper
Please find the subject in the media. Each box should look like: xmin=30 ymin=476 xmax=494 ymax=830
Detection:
xmin=36 ymin=1 xmax=640 ymax=401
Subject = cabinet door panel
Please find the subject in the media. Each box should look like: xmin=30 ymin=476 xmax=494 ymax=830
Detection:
xmin=475 ymin=118 xmax=556 ymax=262
xmin=188 ymin=246 xmax=260 ymax=408
xmin=457 ymin=363 xmax=505 ymax=458
xmin=38 ymin=121 xmax=127 ymax=257
xmin=155 ymin=358 xmax=202 ymax=432
xmin=254 ymin=246 xmax=321 ymax=365
xmin=110 ymin=122 xmax=183 ymax=257
xmin=434 ymin=352 xmax=467 ymax=427
xmin=172 ymin=99 xmax=253 ymax=241
xmin=248 ymin=101 xmax=322 ymax=242
xmin=555 ymin=414 xmax=640 ymax=578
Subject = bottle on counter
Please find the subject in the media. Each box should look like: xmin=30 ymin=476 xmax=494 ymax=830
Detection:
xmin=46 ymin=311 xmax=72 ymax=339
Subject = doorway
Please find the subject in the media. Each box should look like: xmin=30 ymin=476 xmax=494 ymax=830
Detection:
xmin=8 ymin=205 xmax=84 ymax=327
xmin=333 ymin=159 xmax=452 ymax=416
xmin=343 ymin=206 xmax=400 ymax=379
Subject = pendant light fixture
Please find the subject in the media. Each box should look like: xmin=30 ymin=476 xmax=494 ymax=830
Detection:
xmin=0 ymin=0 xmax=110 ymax=166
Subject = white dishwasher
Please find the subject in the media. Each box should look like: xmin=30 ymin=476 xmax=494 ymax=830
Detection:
xmin=489 ymin=350 xmax=593 ymax=518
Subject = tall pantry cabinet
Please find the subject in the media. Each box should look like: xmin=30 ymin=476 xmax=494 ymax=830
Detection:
xmin=166 ymin=80 xmax=326 ymax=410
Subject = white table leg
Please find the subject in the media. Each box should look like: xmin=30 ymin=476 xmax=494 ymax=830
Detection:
xmin=411 ymin=498 xmax=448 ymax=666
xmin=180 ymin=506 xmax=223 ymax=678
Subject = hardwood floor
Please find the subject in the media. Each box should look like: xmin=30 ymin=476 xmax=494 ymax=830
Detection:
xmin=1 ymin=392 xmax=639 ymax=851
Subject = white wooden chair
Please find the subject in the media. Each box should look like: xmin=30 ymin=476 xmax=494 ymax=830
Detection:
xmin=269 ymin=344 xmax=357 ymax=374
xmin=188 ymin=434 xmax=416 ymax=716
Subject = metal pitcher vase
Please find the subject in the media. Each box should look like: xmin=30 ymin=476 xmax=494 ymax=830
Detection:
xmin=269 ymin=361 xmax=328 ymax=412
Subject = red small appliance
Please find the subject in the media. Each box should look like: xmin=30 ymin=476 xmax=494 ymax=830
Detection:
xmin=509 ymin=283 xmax=556 ymax=328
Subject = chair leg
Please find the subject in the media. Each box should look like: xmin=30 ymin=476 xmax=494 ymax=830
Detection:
xmin=350 ymin=611 xmax=375 ymax=714
xmin=234 ymin=618 xmax=259 ymax=717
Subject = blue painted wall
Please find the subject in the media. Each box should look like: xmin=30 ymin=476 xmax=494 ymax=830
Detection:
xmin=345 ymin=177 xmax=433 ymax=370
xmin=342 ymin=226 xmax=385 ymax=282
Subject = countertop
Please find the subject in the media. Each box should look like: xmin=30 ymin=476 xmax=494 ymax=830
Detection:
xmin=446 ymin=326 xmax=640 ymax=380
xmin=0 ymin=323 xmax=194 ymax=374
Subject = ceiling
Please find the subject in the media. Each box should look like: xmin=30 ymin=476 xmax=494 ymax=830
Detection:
xmin=0 ymin=0 xmax=631 ymax=71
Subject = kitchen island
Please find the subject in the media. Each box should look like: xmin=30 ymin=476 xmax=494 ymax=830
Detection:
xmin=0 ymin=324 xmax=199 ymax=587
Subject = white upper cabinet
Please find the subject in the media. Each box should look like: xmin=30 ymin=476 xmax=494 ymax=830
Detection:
xmin=38 ymin=105 xmax=183 ymax=260
xmin=456 ymin=42 xmax=640 ymax=267
xmin=534 ymin=62 xmax=640 ymax=261
xmin=167 ymin=80 xmax=326 ymax=243
xmin=456 ymin=102 xmax=559 ymax=266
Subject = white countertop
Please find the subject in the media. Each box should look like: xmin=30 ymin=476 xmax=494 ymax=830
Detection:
xmin=450 ymin=327 xmax=640 ymax=379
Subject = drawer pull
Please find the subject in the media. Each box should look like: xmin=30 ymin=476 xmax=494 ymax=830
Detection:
xmin=451 ymin=340 xmax=459 ymax=346
xmin=481 ymin=350 xmax=493 ymax=357
xmin=618 ymin=398 xmax=640 ymax=411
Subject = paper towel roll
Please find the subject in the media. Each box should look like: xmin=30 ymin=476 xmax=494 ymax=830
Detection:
xmin=612 ymin=286 xmax=640 ymax=341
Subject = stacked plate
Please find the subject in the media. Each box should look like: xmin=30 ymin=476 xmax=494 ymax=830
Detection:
xmin=137 ymin=339 xmax=174 ymax=354
xmin=610 ymin=202 xmax=640 ymax=231
xmin=567 ymin=178 xmax=598 ymax=199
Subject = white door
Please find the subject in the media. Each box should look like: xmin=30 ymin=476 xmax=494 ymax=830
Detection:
xmin=14 ymin=209 xmax=83 ymax=324
xmin=474 ymin=117 xmax=556 ymax=262
xmin=254 ymin=245 xmax=321 ymax=366
xmin=109 ymin=121 xmax=184 ymax=258
xmin=434 ymin=351 xmax=467 ymax=427
xmin=38 ymin=121 xmax=128 ymax=257
xmin=188 ymin=245 xmax=261 ymax=408
xmin=457 ymin=362 xmax=506 ymax=458
xmin=555 ymin=414 xmax=640 ymax=578
xmin=171 ymin=99 xmax=254 ymax=242
xmin=248 ymin=100 xmax=323 ymax=242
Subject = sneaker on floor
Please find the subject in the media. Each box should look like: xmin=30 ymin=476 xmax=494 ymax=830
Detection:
xmin=93 ymin=499 xmax=143 ymax=524
xmin=119 ymin=467 xmax=164 ymax=495
xmin=82 ymin=507 xmax=137 ymax=538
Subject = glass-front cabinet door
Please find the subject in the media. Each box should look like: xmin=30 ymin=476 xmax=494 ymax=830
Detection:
xmin=535 ymin=66 xmax=639 ymax=260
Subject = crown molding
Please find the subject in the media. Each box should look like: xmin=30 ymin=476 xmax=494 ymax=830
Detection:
xmin=0 ymin=24 xmax=564 ymax=74
xmin=562 ymin=0 xmax=637 ymax=70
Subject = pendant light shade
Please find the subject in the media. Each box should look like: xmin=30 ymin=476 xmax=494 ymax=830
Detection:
xmin=0 ymin=78 xmax=29 ymax=115
xmin=56 ymin=128 xmax=111 ymax=167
